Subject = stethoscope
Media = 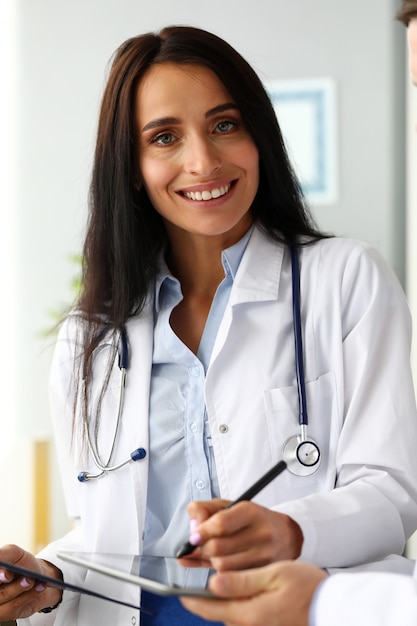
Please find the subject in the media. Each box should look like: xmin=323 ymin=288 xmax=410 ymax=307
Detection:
xmin=77 ymin=329 xmax=146 ymax=482
xmin=282 ymin=246 xmax=321 ymax=476
xmin=78 ymin=245 xmax=320 ymax=482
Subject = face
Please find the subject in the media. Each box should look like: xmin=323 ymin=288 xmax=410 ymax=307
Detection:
xmin=135 ymin=63 xmax=259 ymax=244
xmin=408 ymin=18 xmax=417 ymax=86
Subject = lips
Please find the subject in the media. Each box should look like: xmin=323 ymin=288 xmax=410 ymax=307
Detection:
xmin=181 ymin=182 xmax=233 ymax=201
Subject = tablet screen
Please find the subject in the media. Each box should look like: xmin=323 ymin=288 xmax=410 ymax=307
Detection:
xmin=57 ymin=552 xmax=214 ymax=597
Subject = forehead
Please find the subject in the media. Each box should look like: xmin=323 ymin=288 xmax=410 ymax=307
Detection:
xmin=135 ymin=63 xmax=233 ymax=119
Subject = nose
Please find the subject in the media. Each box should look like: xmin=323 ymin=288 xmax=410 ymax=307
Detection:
xmin=183 ymin=135 xmax=222 ymax=177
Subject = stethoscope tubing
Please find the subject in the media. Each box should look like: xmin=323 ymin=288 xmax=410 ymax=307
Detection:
xmin=290 ymin=245 xmax=309 ymax=428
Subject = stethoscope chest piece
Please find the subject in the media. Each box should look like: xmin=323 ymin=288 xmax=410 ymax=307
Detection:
xmin=283 ymin=434 xmax=321 ymax=476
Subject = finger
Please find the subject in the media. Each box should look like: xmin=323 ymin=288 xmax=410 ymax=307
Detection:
xmin=181 ymin=596 xmax=245 ymax=624
xmin=198 ymin=501 xmax=262 ymax=542
xmin=209 ymin=565 xmax=282 ymax=598
xmin=0 ymin=570 xmax=13 ymax=584
xmin=187 ymin=499 xmax=231 ymax=524
xmin=0 ymin=575 xmax=35 ymax=606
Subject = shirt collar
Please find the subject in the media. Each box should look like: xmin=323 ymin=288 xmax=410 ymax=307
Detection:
xmin=154 ymin=224 xmax=254 ymax=312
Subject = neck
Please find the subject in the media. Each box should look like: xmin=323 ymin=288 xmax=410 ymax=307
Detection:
xmin=164 ymin=220 xmax=252 ymax=297
xmin=166 ymin=236 xmax=225 ymax=298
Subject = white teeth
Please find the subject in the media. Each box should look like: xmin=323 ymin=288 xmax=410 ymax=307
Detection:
xmin=184 ymin=183 xmax=231 ymax=201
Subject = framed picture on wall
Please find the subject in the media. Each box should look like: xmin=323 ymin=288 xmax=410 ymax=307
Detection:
xmin=267 ymin=78 xmax=338 ymax=206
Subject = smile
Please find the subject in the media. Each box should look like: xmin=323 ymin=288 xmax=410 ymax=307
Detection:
xmin=182 ymin=182 xmax=232 ymax=201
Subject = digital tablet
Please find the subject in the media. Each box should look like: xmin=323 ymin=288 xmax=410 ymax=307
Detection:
xmin=57 ymin=551 xmax=215 ymax=597
xmin=0 ymin=558 xmax=142 ymax=610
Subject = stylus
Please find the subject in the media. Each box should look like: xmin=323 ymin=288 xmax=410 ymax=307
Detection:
xmin=176 ymin=459 xmax=287 ymax=558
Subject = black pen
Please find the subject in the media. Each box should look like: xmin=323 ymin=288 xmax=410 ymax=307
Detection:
xmin=176 ymin=459 xmax=287 ymax=558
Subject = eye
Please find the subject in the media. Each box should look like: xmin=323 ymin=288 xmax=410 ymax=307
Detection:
xmin=215 ymin=120 xmax=237 ymax=133
xmin=151 ymin=132 xmax=176 ymax=146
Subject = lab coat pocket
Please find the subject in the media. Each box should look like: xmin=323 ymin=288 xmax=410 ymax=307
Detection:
xmin=264 ymin=371 xmax=340 ymax=493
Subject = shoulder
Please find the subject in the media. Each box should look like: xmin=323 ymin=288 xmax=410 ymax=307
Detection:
xmin=301 ymin=236 xmax=381 ymax=263
xmin=300 ymin=237 xmax=401 ymax=290
xmin=298 ymin=238 xmax=409 ymax=331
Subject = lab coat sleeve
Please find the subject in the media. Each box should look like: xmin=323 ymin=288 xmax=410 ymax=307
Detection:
xmin=274 ymin=242 xmax=417 ymax=568
xmin=311 ymin=565 xmax=417 ymax=626
xmin=15 ymin=319 xmax=87 ymax=626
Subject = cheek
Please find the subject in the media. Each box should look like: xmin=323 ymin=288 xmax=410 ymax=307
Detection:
xmin=244 ymin=140 xmax=259 ymax=164
xmin=241 ymin=143 xmax=260 ymax=187
xmin=140 ymin=158 xmax=173 ymax=196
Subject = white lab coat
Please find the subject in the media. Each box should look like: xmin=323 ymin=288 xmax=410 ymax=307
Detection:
xmin=313 ymin=560 xmax=417 ymax=625
xmin=22 ymin=226 xmax=417 ymax=626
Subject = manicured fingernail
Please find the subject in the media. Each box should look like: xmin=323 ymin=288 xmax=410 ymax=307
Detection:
xmin=0 ymin=571 xmax=10 ymax=583
xmin=189 ymin=519 xmax=198 ymax=533
xmin=20 ymin=577 xmax=31 ymax=589
xmin=35 ymin=583 xmax=46 ymax=592
xmin=189 ymin=532 xmax=202 ymax=546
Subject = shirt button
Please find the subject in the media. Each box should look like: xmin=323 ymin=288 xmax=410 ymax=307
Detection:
xmin=191 ymin=367 xmax=201 ymax=377
xmin=219 ymin=424 xmax=228 ymax=433
xmin=190 ymin=422 xmax=198 ymax=433
xmin=131 ymin=617 xmax=137 ymax=625
xmin=195 ymin=479 xmax=206 ymax=490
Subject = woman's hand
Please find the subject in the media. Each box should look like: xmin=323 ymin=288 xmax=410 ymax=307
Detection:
xmin=181 ymin=560 xmax=328 ymax=626
xmin=0 ymin=544 xmax=63 ymax=621
xmin=183 ymin=499 xmax=303 ymax=571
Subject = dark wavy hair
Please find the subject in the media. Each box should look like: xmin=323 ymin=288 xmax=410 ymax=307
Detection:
xmin=73 ymin=26 xmax=328 ymax=435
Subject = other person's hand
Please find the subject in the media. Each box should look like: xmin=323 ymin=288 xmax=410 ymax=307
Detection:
xmin=0 ymin=544 xmax=63 ymax=620
xmin=181 ymin=560 xmax=328 ymax=626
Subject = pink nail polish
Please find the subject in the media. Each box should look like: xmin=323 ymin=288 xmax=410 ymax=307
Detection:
xmin=189 ymin=519 xmax=198 ymax=533
xmin=0 ymin=572 xmax=10 ymax=583
xmin=20 ymin=577 xmax=31 ymax=589
xmin=189 ymin=531 xmax=202 ymax=546
xmin=35 ymin=583 xmax=46 ymax=592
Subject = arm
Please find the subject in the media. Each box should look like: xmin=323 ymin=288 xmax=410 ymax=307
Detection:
xmin=181 ymin=560 xmax=417 ymax=626
xmin=185 ymin=241 xmax=417 ymax=570
xmin=313 ymin=566 xmax=417 ymax=626
xmin=181 ymin=561 xmax=327 ymax=626
xmin=275 ymin=243 xmax=417 ymax=567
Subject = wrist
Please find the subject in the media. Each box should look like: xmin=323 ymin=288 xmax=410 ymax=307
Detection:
xmin=37 ymin=559 xmax=63 ymax=613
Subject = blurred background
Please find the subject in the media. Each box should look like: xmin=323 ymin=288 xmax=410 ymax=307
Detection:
xmin=0 ymin=0 xmax=416 ymax=556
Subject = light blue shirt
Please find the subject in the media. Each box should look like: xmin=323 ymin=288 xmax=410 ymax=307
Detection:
xmin=143 ymin=228 xmax=252 ymax=562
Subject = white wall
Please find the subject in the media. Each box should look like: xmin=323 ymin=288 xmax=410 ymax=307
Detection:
xmin=1 ymin=0 xmax=413 ymax=552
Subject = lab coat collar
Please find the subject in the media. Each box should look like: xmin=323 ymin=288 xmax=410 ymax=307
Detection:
xmin=229 ymin=225 xmax=285 ymax=305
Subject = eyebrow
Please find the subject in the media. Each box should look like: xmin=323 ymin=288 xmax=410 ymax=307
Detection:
xmin=141 ymin=102 xmax=239 ymax=133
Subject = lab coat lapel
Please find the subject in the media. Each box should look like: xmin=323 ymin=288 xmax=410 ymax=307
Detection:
xmin=211 ymin=227 xmax=285 ymax=363
xmin=124 ymin=298 xmax=154 ymax=544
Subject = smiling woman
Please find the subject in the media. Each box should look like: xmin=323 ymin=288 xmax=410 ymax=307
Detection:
xmin=1 ymin=24 xmax=417 ymax=626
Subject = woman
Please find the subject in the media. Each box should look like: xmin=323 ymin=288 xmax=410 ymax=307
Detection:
xmin=0 ymin=25 xmax=417 ymax=626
